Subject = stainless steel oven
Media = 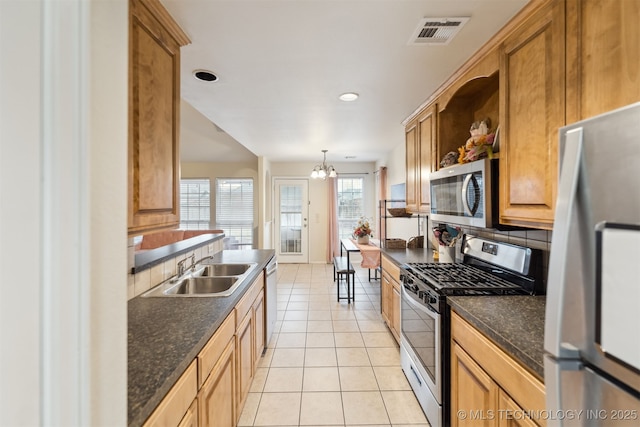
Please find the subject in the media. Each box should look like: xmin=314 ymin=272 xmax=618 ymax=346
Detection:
xmin=399 ymin=235 xmax=544 ymax=427
xmin=400 ymin=281 xmax=444 ymax=427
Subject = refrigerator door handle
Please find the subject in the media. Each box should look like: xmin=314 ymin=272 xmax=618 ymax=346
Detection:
xmin=544 ymin=127 xmax=584 ymax=357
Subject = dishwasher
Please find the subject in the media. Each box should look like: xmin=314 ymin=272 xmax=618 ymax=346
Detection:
xmin=264 ymin=256 xmax=278 ymax=349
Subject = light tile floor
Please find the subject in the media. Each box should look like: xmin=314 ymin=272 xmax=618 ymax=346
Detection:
xmin=238 ymin=262 xmax=431 ymax=427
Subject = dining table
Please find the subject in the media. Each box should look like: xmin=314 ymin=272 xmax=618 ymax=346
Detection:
xmin=340 ymin=238 xmax=381 ymax=281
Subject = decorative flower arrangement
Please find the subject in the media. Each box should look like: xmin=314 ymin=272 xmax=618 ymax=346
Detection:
xmin=353 ymin=217 xmax=373 ymax=238
xmin=457 ymin=118 xmax=496 ymax=164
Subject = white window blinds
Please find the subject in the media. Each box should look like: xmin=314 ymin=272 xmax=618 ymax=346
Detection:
xmin=216 ymin=178 xmax=254 ymax=248
xmin=180 ymin=178 xmax=210 ymax=229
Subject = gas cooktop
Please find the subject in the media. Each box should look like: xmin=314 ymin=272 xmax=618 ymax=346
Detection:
xmin=402 ymin=235 xmax=544 ymax=296
xmin=402 ymin=263 xmax=526 ymax=294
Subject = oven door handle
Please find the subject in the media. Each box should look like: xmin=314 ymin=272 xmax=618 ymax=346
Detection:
xmin=402 ymin=286 xmax=440 ymax=320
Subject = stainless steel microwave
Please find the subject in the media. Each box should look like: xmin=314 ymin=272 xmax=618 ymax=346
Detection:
xmin=429 ymin=158 xmax=496 ymax=228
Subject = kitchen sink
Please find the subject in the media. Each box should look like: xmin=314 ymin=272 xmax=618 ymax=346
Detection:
xmin=142 ymin=262 xmax=258 ymax=298
xmin=165 ymin=276 xmax=240 ymax=296
xmin=192 ymin=263 xmax=256 ymax=277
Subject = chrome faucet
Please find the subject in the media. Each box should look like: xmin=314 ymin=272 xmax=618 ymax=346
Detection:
xmin=192 ymin=255 xmax=213 ymax=270
xmin=177 ymin=259 xmax=188 ymax=277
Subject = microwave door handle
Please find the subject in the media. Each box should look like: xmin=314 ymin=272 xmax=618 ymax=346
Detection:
xmin=461 ymin=173 xmax=480 ymax=216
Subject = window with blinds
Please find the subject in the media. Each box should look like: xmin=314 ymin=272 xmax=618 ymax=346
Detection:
xmin=180 ymin=178 xmax=211 ymax=229
xmin=216 ymin=178 xmax=254 ymax=249
xmin=337 ymin=177 xmax=365 ymax=239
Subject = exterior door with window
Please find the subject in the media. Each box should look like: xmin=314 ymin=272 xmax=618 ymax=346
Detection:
xmin=274 ymin=179 xmax=309 ymax=263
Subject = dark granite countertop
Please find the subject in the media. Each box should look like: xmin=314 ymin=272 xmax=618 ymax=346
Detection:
xmin=447 ymin=295 xmax=546 ymax=380
xmin=381 ymin=247 xmax=437 ymax=265
xmin=128 ymin=249 xmax=275 ymax=427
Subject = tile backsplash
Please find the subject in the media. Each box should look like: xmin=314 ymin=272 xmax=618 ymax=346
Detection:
xmin=127 ymin=239 xmax=223 ymax=300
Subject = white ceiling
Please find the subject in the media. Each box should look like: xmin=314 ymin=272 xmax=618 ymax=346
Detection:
xmin=164 ymin=0 xmax=529 ymax=164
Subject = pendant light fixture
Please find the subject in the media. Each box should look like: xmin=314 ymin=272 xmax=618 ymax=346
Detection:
xmin=310 ymin=149 xmax=337 ymax=179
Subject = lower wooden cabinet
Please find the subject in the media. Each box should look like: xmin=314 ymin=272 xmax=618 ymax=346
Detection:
xmin=198 ymin=337 xmax=236 ymax=427
xmin=178 ymin=399 xmax=198 ymax=427
xmin=143 ymin=270 xmax=267 ymax=427
xmin=234 ymin=271 xmax=265 ymax=419
xmin=143 ymin=360 xmax=198 ymax=427
xmin=253 ymin=290 xmax=265 ymax=366
xmin=450 ymin=311 xmax=545 ymax=427
xmin=381 ymin=255 xmax=401 ymax=343
xmin=451 ymin=342 xmax=497 ymax=427
xmin=235 ymin=310 xmax=254 ymax=414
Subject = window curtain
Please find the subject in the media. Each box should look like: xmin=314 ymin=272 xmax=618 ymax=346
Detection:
xmin=326 ymin=177 xmax=339 ymax=263
xmin=377 ymin=167 xmax=388 ymax=244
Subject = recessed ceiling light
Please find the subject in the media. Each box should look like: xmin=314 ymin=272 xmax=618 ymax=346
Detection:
xmin=339 ymin=92 xmax=359 ymax=102
xmin=193 ymin=69 xmax=218 ymax=82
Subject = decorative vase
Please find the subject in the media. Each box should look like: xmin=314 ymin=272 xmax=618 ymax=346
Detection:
xmin=357 ymin=235 xmax=369 ymax=245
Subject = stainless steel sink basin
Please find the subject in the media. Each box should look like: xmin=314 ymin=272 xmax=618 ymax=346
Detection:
xmin=141 ymin=262 xmax=258 ymax=297
xmin=193 ymin=263 xmax=255 ymax=277
xmin=165 ymin=276 xmax=239 ymax=296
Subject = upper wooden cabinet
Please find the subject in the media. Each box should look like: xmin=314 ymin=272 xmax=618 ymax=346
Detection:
xmin=499 ymin=0 xmax=565 ymax=229
xmin=405 ymin=119 xmax=418 ymax=212
xmin=417 ymin=105 xmax=438 ymax=212
xmin=128 ymin=0 xmax=190 ymax=236
xmin=565 ymin=0 xmax=640 ymax=123
xmin=405 ymin=104 xmax=438 ymax=214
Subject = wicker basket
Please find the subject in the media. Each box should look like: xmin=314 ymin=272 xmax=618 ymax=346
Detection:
xmin=407 ymin=235 xmax=424 ymax=249
xmin=385 ymin=238 xmax=406 ymax=249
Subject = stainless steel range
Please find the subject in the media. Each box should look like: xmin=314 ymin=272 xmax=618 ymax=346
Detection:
xmin=399 ymin=234 xmax=544 ymax=426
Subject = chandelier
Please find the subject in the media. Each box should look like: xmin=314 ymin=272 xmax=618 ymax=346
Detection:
xmin=310 ymin=149 xmax=337 ymax=179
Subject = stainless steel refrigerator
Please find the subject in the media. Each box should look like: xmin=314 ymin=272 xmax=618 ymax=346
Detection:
xmin=545 ymin=102 xmax=640 ymax=426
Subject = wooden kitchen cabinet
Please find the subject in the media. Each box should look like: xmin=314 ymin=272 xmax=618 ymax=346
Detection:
xmin=450 ymin=311 xmax=545 ymax=427
xmin=199 ymin=336 xmax=237 ymax=427
xmin=143 ymin=359 xmax=198 ymax=427
xmin=128 ymin=0 xmax=190 ymax=236
xmin=381 ymin=255 xmax=401 ymax=343
xmin=234 ymin=271 xmax=265 ymax=419
xmin=405 ymin=120 xmax=419 ymax=212
xmin=499 ymin=0 xmax=565 ymax=229
xmin=177 ymin=399 xmax=198 ymax=427
xmin=417 ymin=105 xmax=438 ymax=212
xmin=405 ymin=104 xmax=438 ymax=214
xmin=451 ymin=341 xmax=498 ymax=427
xmin=565 ymin=0 xmax=640 ymax=124
xmin=253 ymin=289 xmax=266 ymax=367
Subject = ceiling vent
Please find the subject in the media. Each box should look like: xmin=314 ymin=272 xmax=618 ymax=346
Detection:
xmin=409 ymin=17 xmax=470 ymax=45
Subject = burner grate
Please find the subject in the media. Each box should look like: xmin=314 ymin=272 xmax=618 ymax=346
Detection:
xmin=405 ymin=262 xmax=524 ymax=295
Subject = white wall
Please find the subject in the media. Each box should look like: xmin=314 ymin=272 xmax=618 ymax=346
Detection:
xmin=1 ymin=1 xmax=127 ymax=425
xmin=383 ymin=139 xmax=408 ymax=191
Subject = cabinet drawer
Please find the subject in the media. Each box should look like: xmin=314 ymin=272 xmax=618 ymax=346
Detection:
xmin=198 ymin=312 xmax=235 ymax=388
xmin=143 ymin=359 xmax=197 ymax=427
xmin=235 ymin=272 xmax=264 ymax=325
xmin=381 ymin=255 xmax=400 ymax=283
